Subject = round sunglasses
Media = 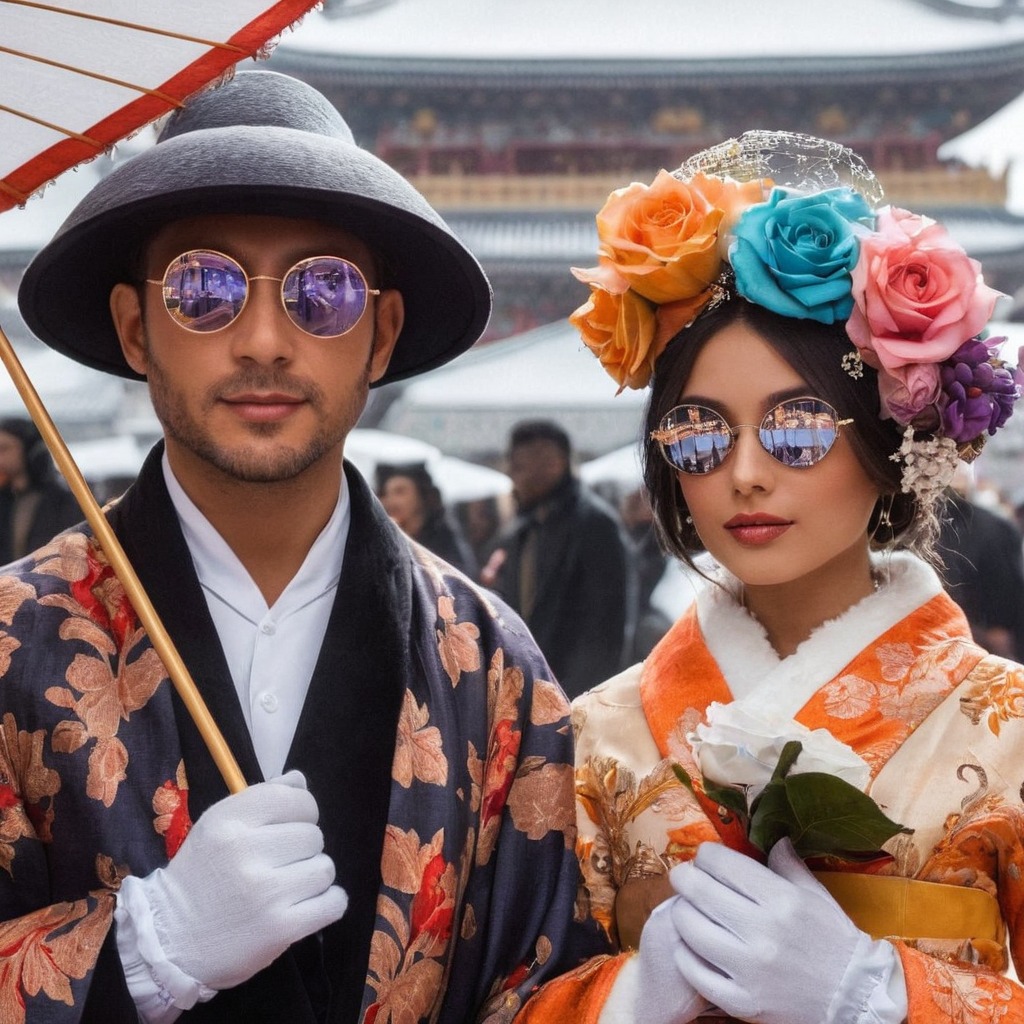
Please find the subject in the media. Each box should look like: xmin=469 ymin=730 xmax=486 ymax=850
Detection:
xmin=652 ymin=397 xmax=853 ymax=475
xmin=145 ymin=249 xmax=381 ymax=338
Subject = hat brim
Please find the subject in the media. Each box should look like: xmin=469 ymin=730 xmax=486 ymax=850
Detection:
xmin=18 ymin=124 xmax=492 ymax=387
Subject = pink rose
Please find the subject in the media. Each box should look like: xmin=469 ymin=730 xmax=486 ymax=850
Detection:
xmin=877 ymin=362 xmax=941 ymax=425
xmin=847 ymin=206 xmax=1002 ymax=371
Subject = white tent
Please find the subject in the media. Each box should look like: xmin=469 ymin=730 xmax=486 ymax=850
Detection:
xmin=379 ymin=320 xmax=647 ymax=460
xmin=67 ymin=435 xmax=147 ymax=480
xmin=62 ymin=427 xmax=511 ymax=505
xmin=0 ymin=345 xmax=126 ymax=432
xmin=580 ymin=442 xmax=644 ymax=491
xmin=346 ymin=429 xmax=511 ymax=503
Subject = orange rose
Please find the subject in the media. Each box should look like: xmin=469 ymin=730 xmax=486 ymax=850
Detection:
xmin=570 ymin=284 xmax=661 ymax=392
xmin=696 ymin=173 xmax=770 ymax=227
xmin=591 ymin=170 xmax=757 ymax=304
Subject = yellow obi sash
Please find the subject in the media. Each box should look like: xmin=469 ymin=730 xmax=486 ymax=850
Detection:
xmin=814 ymin=872 xmax=1005 ymax=944
xmin=614 ymin=872 xmax=1004 ymax=951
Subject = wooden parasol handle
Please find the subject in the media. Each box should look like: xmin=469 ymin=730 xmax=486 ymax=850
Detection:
xmin=0 ymin=322 xmax=246 ymax=793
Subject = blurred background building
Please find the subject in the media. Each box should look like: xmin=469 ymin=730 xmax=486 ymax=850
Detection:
xmin=269 ymin=0 xmax=1024 ymax=345
xmin=2 ymin=0 xmax=1024 ymax=488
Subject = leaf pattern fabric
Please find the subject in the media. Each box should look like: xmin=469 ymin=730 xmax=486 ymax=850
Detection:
xmin=0 ymin=454 xmax=589 ymax=1023
xmin=518 ymin=565 xmax=1024 ymax=1023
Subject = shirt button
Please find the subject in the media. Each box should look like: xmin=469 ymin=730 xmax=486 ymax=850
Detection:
xmin=259 ymin=692 xmax=279 ymax=713
xmin=260 ymin=622 xmax=276 ymax=636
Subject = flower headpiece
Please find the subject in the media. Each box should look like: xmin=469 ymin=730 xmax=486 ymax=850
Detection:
xmin=570 ymin=130 xmax=1022 ymax=500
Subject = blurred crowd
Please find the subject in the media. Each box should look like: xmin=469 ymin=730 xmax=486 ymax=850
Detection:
xmin=375 ymin=417 xmax=683 ymax=696
xmin=18 ymin=413 xmax=1024 ymax=693
xmin=373 ymin=416 xmax=1024 ymax=687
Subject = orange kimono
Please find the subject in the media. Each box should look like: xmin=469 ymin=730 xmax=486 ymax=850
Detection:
xmin=519 ymin=553 xmax=1024 ymax=1023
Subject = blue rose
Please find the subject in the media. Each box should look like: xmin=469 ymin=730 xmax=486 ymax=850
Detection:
xmin=729 ymin=187 xmax=874 ymax=324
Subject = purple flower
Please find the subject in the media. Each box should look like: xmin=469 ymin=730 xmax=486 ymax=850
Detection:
xmin=938 ymin=337 xmax=1021 ymax=444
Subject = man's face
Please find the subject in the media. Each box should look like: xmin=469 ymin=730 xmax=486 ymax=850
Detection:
xmin=507 ymin=439 xmax=568 ymax=509
xmin=110 ymin=213 xmax=402 ymax=489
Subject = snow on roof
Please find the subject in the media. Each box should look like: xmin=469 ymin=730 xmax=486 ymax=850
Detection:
xmin=280 ymin=0 xmax=1024 ymax=62
xmin=378 ymin=319 xmax=648 ymax=458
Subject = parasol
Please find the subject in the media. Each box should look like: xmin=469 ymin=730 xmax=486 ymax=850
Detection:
xmin=0 ymin=0 xmax=325 ymax=793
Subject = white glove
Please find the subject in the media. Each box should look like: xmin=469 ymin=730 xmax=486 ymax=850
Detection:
xmin=669 ymin=839 xmax=895 ymax=1024
xmin=118 ymin=770 xmax=348 ymax=998
xmin=635 ymin=897 xmax=710 ymax=1024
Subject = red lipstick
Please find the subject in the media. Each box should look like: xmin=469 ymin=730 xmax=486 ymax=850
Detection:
xmin=724 ymin=512 xmax=793 ymax=546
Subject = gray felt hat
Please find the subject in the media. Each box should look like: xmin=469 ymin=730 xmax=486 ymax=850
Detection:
xmin=17 ymin=70 xmax=492 ymax=386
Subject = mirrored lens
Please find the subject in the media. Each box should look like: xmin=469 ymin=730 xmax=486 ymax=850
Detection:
xmin=655 ymin=405 xmax=735 ymax=474
xmin=161 ymin=251 xmax=246 ymax=333
xmin=282 ymin=257 xmax=369 ymax=337
xmin=759 ymin=398 xmax=839 ymax=468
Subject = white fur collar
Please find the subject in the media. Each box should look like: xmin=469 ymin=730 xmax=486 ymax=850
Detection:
xmin=695 ymin=552 xmax=943 ymax=719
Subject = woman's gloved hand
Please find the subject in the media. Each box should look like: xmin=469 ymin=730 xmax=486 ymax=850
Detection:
xmin=634 ymin=896 xmax=710 ymax=1024
xmin=669 ymin=838 xmax=895 ymax=1024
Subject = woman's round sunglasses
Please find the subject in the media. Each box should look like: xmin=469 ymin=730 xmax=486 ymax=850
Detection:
xmin=652 ymin=397 xmax=853 ymax=475
xmin=145 ymin=249 xmax=381 ymax=338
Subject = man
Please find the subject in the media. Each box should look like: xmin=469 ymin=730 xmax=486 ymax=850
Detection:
xmin=3 ymin=71 xmax=587 ymax=1022
xmin=483 ymin=420 xmax=631 ymax=699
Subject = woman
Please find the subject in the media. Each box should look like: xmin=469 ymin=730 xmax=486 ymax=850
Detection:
xmin=376 ymin=461 xmax=479 ymax=577
xmin=517 ymin=133 xmax=1024 ymax=1023
xmin=0 ymin=416 xmax=81 ymax=564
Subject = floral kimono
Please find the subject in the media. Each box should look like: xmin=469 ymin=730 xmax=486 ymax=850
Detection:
xmin=519 ymin=552 xmax=1024 ymax=1023
xmin=0 ymin=445 xmax=585 ymax=1023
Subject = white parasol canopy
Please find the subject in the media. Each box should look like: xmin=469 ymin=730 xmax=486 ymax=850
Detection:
xmin=0 ymin=0 xmax=319 ymax=212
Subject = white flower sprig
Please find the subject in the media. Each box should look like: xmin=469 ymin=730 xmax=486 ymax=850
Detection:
xmin=889 ymin=425 xmax=959 ymax=505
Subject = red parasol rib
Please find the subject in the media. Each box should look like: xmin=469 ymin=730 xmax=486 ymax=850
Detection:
xmin=0 ymin=0 xmax=319 ymax=211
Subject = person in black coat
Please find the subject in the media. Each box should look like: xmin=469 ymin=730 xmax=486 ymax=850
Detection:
xmin=0 ymin=416 xmax=82 ymax=564
xmin=483 ymin=419 xmax=631 ymax=699
xmin=937 ymin=483 xmax=1024 ymax=660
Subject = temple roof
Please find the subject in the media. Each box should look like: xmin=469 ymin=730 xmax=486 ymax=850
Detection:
xmin=280 ymin=0 xmax=1024 ymax=66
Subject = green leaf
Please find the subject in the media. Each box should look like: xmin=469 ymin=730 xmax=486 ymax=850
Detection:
xmin=746 ymin=778 xmax=794 ymax=854
xmin=749 ymin=769 xmax=911 ymax=859
xmin=671 ymin=763 xmax=695 ymax=791
xmin=772 ymin=740 xmax=803 ymax=781
xmin=672 ymin=763 xmax=748 ymax=821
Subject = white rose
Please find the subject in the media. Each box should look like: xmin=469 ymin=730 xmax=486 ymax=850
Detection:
xmin=687 ymin=701 xmax=871 ymax=806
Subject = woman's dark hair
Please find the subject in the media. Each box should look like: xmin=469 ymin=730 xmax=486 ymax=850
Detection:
xmin=0 ymin=417 xmax=56 ymax=487
xmin=642 ymin=298 xmax=933 ymax=568
xmin=375 ymin=462 xmax=445 ymax=522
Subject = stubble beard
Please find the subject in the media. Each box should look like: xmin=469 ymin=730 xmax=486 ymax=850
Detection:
xmin=142 ymin=333 xmax=372 ymax=484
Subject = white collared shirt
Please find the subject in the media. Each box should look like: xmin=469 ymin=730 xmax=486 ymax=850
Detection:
xmin=162 ymin=453 xmax=349 ymax=779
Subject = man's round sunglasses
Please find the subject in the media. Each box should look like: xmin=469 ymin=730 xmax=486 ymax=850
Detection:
xmin=652 ymin=397 xmax=853 ymax=475
xmin=145 ymin=249 xmax=381 ymax=338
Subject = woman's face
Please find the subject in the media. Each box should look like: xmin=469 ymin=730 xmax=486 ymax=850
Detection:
xmin=675 ymin=321 xmax=880 ymax=591
xmin=380 ymin=475 xmax=424 ymax=533
xmin=0 ymin=432 xmax=26 ymax=488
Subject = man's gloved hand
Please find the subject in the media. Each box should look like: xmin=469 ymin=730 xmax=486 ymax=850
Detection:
xmin=669 ymin=838 xmax=891 ymax=1024
xmin=635 ymin=897 xmax=710 ymax=1024
xmin=120 ymin=770 xmax=348 ymax=993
